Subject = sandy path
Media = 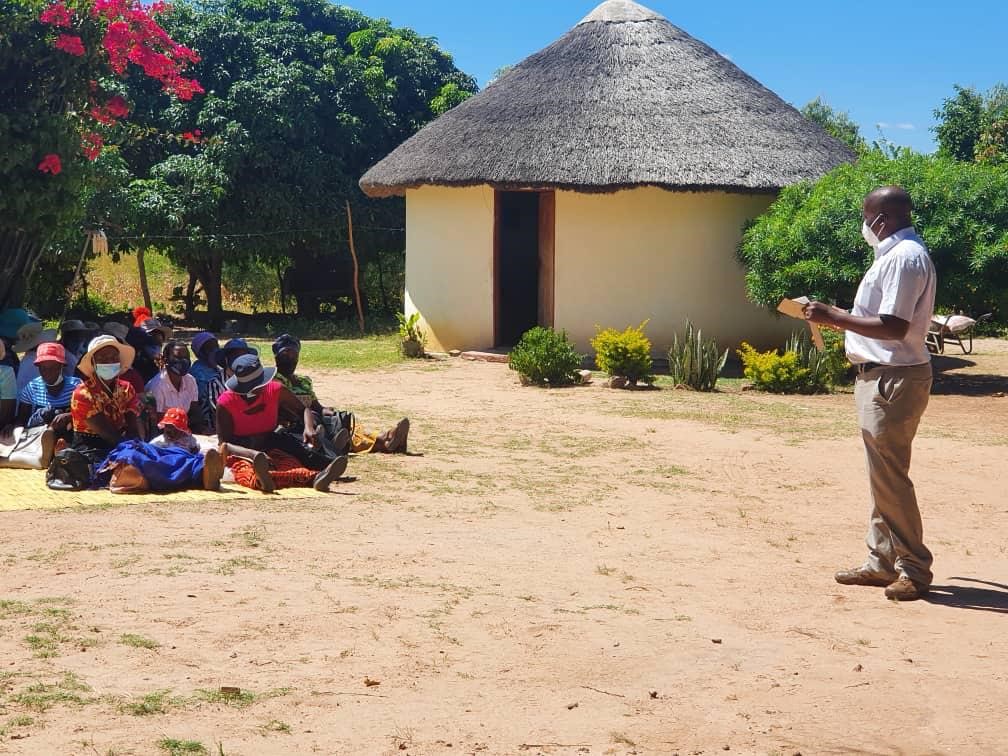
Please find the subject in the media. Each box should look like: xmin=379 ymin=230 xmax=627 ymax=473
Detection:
xmin=1 ymin=342 xmax=1006 ymax=755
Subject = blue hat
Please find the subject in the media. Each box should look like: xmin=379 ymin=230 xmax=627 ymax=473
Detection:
xmin=0 ymin=308 xmax=40 ymax=340
xmin=271 ymin=333 xmax=301 ymax=355
xmin=214 ymin=338 xmax=258 ymax=369
xmin=191 ymin=331 xmax=217 ymax=357
xmin=225 ymin=354 xmax=275 ymax=393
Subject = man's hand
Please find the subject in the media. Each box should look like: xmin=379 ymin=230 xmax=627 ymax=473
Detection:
xmin=52 ymin=413 xmax=72 ymax=432
xmin=803 ymin=301 xmax=836 ymax=326
xmin=302 ymin=428 xmax=317 ymax=448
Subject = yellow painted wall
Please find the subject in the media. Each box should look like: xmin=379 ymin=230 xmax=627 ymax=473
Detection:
xmin=404 ymin=185 xmax=495 ymax=352
xmin=553 ymin=188 xmax=794 ymax=354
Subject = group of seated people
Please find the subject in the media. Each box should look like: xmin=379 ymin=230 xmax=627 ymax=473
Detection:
xmin=0 ymin=306 xmax=409 ymax=494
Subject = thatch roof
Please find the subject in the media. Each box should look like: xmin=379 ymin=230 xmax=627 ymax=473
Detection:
xmin=360 ymin=0 xmax=855 ymax=198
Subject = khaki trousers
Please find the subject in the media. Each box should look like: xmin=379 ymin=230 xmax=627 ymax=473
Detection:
xmin=854 ymin=362 xmax=933 ymax=585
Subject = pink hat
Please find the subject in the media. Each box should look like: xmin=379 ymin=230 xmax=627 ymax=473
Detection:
xmin=34 ymin=342 xmax=67 ymax=365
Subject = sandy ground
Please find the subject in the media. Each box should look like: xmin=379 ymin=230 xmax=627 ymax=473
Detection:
xmin=1 ymin=341 xmax=1007 ymax=756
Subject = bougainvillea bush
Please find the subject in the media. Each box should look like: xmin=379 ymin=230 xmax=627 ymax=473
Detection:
xmin=0 ymin=0 xmax=201 ymax=305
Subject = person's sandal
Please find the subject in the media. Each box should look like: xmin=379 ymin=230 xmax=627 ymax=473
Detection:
xmin=313 ymin=455 xmax=348 ymax=492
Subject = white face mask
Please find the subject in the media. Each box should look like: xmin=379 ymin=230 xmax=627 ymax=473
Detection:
xmin=861 ymin=213 xmax=883 ymax=249
xmin=45 ymin=374 xmax=65 ymax=388
xmin=94 ymin=362 xmax=121 ymax=381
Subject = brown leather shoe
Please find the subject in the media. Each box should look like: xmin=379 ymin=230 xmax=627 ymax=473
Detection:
xmin=884 ymin=576 xmax=929 ymax=601
xmin=835 ymin=567 xmax=896 ymax=587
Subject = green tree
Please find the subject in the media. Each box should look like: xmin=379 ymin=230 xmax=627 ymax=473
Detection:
xmin=934 ymin=85 xmax=986 ymax=161
xmin=100 ymin=0 xmax=476 ymax=324
xmin=801 ymin=97 xmax=867 ymax=154
xmin=0 ymin=0 xmax=200 ymax=308
xmin=738 ymin=148 xmax=1008 ymax=321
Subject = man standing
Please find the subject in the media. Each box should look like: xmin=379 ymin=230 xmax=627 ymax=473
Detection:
xmin=804 ymin=186 xmax=936 ymax=601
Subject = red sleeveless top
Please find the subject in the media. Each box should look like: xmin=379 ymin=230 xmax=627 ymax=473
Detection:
xmin=216 ymin=380 xmax=282 ymax=436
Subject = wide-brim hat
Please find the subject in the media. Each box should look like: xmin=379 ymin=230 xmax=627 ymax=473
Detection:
xmin=0 ymin=308 xmax=39 ymax=340
xmin=12 ymin=322 xmax=47 ymax=353
xmin=214 ymin=338 xmax=257 ymax=369
xmin=140 ymin=318 xmax=173 ymax=342
xmin=18 ymin=327 xmax=58 ymax=354
xmin=191 ymin=331 xmax=218 ymax=358
xmin=59 ymin=319 xmax=90 ymax=335
xmin=102 ymin=322 xmax=130 ymax=342
xmin=224 ymin=354 xmax=275 ymax=393
xmin=78 ymin=335 xmax=136 ymax=379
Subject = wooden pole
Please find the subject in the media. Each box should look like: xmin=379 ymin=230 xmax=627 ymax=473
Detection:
xmin=346 ymin=200 xmax=365 ymax=334
xmin=137 ymin=246 xmax=153 ymax=312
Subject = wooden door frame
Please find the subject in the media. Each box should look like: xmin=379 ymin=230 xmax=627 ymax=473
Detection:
xmin=492 ymin=188 xmax=555 ymax=346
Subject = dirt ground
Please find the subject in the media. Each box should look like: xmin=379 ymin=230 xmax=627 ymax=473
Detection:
xmin=2 ymin=341 xmax=1007 ymax=756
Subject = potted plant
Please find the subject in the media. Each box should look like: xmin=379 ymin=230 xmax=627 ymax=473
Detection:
xmin=396 ymin=312 xmax=427 ymax=358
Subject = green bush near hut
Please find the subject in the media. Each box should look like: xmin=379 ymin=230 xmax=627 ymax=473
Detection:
xmin=591 ymin=321 xmax=654 ymax=386
xmin=667 ymin=320 xmax=728 ymax=392
xmin=508 ymin=327 xmax=584 ymax=387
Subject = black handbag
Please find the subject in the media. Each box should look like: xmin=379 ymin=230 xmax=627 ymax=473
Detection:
xmin=46 ymin=448 xmax=93 ymax=491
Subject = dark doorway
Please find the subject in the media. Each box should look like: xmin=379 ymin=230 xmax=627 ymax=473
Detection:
xmin=495 ymin=191 xmax=552 ymax=347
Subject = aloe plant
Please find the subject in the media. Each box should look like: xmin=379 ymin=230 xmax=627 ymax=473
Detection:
xmin=667 ymin=320 xmax=728 ymax=391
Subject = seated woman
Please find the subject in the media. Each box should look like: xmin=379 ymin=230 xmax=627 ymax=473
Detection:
xmin=145 ymin=340 xmax=206 ymax=433
xmin=271 ymin=334 xmax=409 ymax=455
xmin=0 ymin=340 xmax=16 ymax=430
xmin=66 ymin=336 xmax=221 ymax=491
xmin=17 ymin=342 xmax=81 ymax=442
xmin=216 ymin=354 xmax=347 ymax=493
xmin=189 ymin=332 xmax=226 ymax=432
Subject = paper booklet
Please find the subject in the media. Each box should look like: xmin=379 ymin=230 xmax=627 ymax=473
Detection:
xmin=777 ymin=296 xmax=825 ymax=351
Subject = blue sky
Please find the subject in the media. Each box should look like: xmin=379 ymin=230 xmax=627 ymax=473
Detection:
xmin=347 ymin=0 xmax=1007 ymax=153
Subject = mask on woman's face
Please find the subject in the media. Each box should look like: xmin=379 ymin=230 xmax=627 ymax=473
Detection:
xmin=45 ymin=374 xmax=65 ymax=389
xmin=95 ymin=362 xmax=120 ymax=381
xmin=167 ymin=358 xmax=191 ymax=376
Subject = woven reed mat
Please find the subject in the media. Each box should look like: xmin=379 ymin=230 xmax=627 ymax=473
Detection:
xmin=0 ymin=468 xmax=327 ymax=511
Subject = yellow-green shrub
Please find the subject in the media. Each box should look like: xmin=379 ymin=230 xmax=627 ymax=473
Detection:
xmin=591 ymin=321 xmax=654 ymax=385
xmin=738 ymin=341 xmax=822 ymax=394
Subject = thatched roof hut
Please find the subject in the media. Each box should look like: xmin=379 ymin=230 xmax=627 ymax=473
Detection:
xmin=361 ymin=0 xmax=853 ymax=197
xmin=360 ymin=0 xmax=854 ymax=354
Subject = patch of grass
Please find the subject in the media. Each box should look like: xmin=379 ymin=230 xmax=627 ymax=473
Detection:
xmin=236 ymin=526 xmax=266 ymax=548
xmin=7 ymin=715 xmax=35 ymax=728
xmin=122 ymin=689 xmax=182 ymax=716
xmin=247 ymin=335 xmax=403 ymax=371
xmin=157 ymin=738 xmax=208 ymax=755
xmin=596 ymin=564 xmax=617 ymax=576
xmin=11 ymin=673 xmax=93 ymax=712
xmin=120 ymin=633 xmax=160 ymax=650
xmin=216 ymin=556 xmax=267 ymax=575
xmin=261 ymin=719 xmax=291 ymax=734
xmin=25 ymin=622 xmax=68 ymax=658
xmin=610 ymin=731 xmax=637 ymax=747
xmin=193 ymin=686 xmax=290 ymax=708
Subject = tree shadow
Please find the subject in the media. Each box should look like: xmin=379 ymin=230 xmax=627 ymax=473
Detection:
xmin=929 ymin=354 xmax=1008 ymax=396
xmin=924 ymin=577 xmax=1008 ymax=613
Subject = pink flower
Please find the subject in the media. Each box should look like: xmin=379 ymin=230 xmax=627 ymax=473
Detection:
xmin=105 ymin=95 xmax=130 ymax=118
xmin=81 ymin=133 xmax=104 ymax=161
xmin=54 ymin=34 xmax=86 ymax=57
xmin=39 ymin=2 xmax=72 ymax=27
xmin=37 ymin=154 xmax=62 ymax=175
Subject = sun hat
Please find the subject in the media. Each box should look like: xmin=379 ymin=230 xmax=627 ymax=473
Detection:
xmin=0 ymin=308 xmax=40 ymax=340
xmin=13 ymin=323 xmax=49 ymax=353
xmin=271 ymin=333 xmax=301 ymax=355
xmin=102 ymin=322 xmax=130 ymax=342
xmin=191 ymin=331 xmax=218 ymax=358
xmin=214 ymin=338 xmax=257 ymax=369
xmin=140 ymin=318 xmax=172 ymax=342
xmin=225 ymin=354 xmax=276 ymax=393
xmin=34 ymin=342 xmax=67 ymax=365
xmin=59 ymin=319 xmax=89 ymax=335
xmin=78 ymin=334 xmax=136 ymax=379
xmin=157 ymin=406 xmax=191 ymax=433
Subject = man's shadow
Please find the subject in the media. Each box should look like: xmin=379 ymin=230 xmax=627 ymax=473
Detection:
xmin=924 ymin=577 xmax=1008 ymax=613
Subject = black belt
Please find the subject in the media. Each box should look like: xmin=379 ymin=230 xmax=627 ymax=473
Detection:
xmin=856 ymin=361 xmax=884 ymax=374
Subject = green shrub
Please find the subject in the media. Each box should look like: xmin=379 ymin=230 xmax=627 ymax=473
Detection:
xmin=508 ymin=327 xmax=584 ymax=387
xmin=739 ymin=327 xmax=852 ymax=394
xmin=591 ymin=321 xmax=654 ymax=385
xmin=395 ymin=312 xmax=426 ymax=357
xmin=667 ymin=320 xmax=728 ymax=392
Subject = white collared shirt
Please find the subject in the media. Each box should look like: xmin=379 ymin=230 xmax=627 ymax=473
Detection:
xmin=845 ymin=226 xmax=936 ymax=366
xmin=145 ymin=370 xmax=198 ymax=412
